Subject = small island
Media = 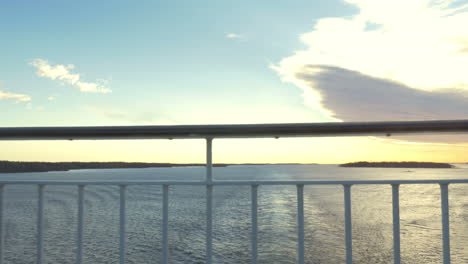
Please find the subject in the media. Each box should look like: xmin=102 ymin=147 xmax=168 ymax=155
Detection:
xmin=340 ymin=161 xmax=453 ymax=168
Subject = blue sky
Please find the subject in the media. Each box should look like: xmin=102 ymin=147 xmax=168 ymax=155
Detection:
xmin=0 ymin=0 xmax=355 ymax=126
xmin=2 ymin=0 xmax=468 ymax=163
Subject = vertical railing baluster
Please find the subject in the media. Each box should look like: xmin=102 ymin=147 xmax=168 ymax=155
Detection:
xmin=206 ymin=185 xmax=213 ymax=264
xmin=37 ymin=184 xmax=45 ymax=264
xmin=392 ymin=184 xmax=401 ymax=264
xmin=0 ymin=185 xmax=4 ymax=264
xmin=162 ymin=185 xmax=169 ymax=264
xmin=297 ymin=184 xmax=305 ymax=264
xmin=77 ymin=185 xmax=85 ymax=264
xmin=119 ymin=185 xmax=126 ymax=264
xmin=206 ymin=138 xmax=213 ymax=264
xmin=251 ymin=185 xmax=258 ymax=264
xmin=440 ymin=183 xmax=450 ymax=264
xmin=343 ymin=184 xmax=352 ymax=264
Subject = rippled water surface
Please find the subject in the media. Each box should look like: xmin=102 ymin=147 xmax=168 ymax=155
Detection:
xmin=1 ymin=164 xmax=468 ymax=263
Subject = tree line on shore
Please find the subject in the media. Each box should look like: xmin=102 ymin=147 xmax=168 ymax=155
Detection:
xmin=0 ymin=161 xmax=228 ymax=173
xmin=340 ymin=161 xmax=453 ymax=168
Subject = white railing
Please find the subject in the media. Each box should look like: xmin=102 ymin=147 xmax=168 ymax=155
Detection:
xmin=1 ymin=119 xmax=468 ymax=264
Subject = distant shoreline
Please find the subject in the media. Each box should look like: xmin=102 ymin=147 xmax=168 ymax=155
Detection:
xmin=340 ymin=161 xmax=453 ymax=168
xmin=0 ymin=161 xmax=457 ymax=173
xmin=0 ymin=161 xmax=317 ymax=173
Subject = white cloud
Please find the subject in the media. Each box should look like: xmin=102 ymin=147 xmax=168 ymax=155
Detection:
xmin=47 ymin=96 xmax=56 ymax=101
xmin=226 ymin=33 xmax=246 ymax=41
xmin=273 ymin=0 xmax=468 ymax=143
xmin=0 ymin=85 xmax=31 ymax=103
xmin=0 ymin=91 xmax=31 ymax=103
xmin=312 ymin=0 xmax=468 ymax=89
xmin=30 ymin=59 xmax=111 ymax=94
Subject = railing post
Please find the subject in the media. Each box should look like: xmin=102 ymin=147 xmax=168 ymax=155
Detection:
xmin=206 ymin=138 xmax=213 ymax=264
xmin=119 ymin=185 xmax=127 ymax=264
xmin=162 ymin=185 xmax=169 ymax=264
xmin=392 ymin=184 xmax=401 ymax=264
xmin=76 ymin=185 xmax=85 ymax=264
xmin=343 ymin=184 xmax=352 ymax=264
xmin=440 ymin=183 xmax=450 ymax=264
xmin=251 ymin=185 xmax=258 ymax=264
xmin=297 ymin=184 xmax=305 ymax=264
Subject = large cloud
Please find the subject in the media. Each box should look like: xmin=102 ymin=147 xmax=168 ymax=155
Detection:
xmin=274 ymin=0 xmax=468 ymax=143
xmin=295 ymin=65 xmax=468 ymax=143
xmin=276 ymin=0 xmax=468 ymax=90
xmin=297 ymin=65 xmax=468 ymax=121
xmin=30 ymin=59 xmax=111 ymax=94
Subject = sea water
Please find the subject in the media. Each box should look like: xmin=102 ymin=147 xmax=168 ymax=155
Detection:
xmin=1 ymin=164 xmax=468 ymax=263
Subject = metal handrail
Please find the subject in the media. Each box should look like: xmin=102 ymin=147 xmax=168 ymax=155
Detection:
xmin=1 ymin=119 xmax=468 ymax=140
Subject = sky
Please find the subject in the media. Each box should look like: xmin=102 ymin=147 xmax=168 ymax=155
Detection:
xmin=1 ymin=0 xmax=468 ymax=163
